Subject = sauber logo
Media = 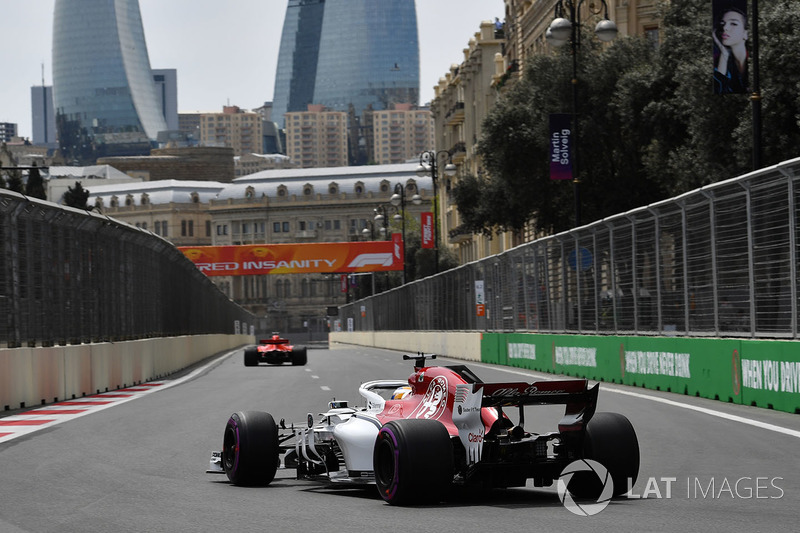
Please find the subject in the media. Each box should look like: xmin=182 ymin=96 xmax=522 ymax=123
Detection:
xmin=409 ymin=376 xmax=448 ymax=420
xmin=347 ymin=253 xmax=394 ymax=268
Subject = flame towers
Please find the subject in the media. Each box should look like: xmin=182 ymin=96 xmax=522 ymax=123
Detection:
xmin=271 ymin=0 xmax=420 ymax=129
xmin=52 ymin=0 xmax=166 ymax=161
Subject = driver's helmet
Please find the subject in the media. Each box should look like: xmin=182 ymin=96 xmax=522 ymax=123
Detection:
xmin=391 ymin=386 xmax=412 ymax=400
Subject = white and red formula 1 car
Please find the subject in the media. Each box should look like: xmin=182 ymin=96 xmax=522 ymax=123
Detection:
xmin=243 ymin=333 xmax=307 ymax=366
xmin=208 ymin=354 xmax=639 ymax=505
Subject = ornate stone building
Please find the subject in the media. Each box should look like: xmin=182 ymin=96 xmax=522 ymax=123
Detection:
xmin=432 ymin=2 xmax=663 ymax=264
xmin=430 ymin=20 xmax=508 ymax=265
xmin=80 ymin=163 xmax=431 ymax=335
xmin=208 ymin=162 xmax=432 ymax=333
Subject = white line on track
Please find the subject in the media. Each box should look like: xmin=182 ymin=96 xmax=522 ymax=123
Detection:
xmin=455 ymin=359 xmax=800 ymax=440
xmin=320 ymin=386 xmax=331 ymax=391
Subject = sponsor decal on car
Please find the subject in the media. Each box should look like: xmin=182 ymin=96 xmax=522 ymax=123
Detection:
xmin=408 ymin=376 xmax=448 ymax=420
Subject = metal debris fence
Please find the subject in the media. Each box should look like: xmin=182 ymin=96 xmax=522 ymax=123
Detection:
xmin=0 ymin=190 xmax=254 ymax=348
xmin=339 ymin=157 xmax=800 ymax=339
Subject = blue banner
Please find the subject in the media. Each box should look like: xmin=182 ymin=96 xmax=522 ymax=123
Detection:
xmin=549 ymin=113 xmax=572 ymax=180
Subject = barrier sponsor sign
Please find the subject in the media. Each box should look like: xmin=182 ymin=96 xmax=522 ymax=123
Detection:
xmin=179 ymin=241 xmax=403 ymax=276
xmin=481 ymin=333 xmax=800 ymax=414
xmin=476 ymin=280 xmax=485 ymax=317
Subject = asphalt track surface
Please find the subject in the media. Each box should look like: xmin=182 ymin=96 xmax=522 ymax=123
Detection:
xmin=1 ymin=344 xmax=798 ymax=532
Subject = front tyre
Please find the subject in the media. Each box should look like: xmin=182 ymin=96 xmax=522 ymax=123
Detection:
xmin=221 ymin=411 xmax=279 ymax=486
xmin=373 ymin=419 xmax=453 ymax=505
xmin=570 ymin=412 xmax=640 ymax=498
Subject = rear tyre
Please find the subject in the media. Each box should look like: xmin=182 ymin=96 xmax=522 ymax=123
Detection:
xmin=373 ymin=419 xmax=453 ymax=505
xmin=243 ymin=346 xmax=258 ymax=367
xmin=569 ymin=412 xmax=639 ymax=498
xmin=291 ymin=346 xmax=308 ymax=366
xmin=221 ymin=411 xmax=279 ymax=486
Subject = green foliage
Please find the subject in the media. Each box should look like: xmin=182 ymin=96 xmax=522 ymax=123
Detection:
xmin=24 ymin=163 xmax=47 ymax=200
xmin=63 ymin=181 xmax=91 ymax=210
xmin=455 ymin=0 xmax=800 ymax=236
xmin=5 ymin=169 xmax=24 ymax=193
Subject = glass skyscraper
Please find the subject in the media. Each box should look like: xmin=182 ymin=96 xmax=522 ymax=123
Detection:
xmin=271 ymin=0 xmax=420 ymax=128
xmin=52 ymin=0 xmax=166 ymax=160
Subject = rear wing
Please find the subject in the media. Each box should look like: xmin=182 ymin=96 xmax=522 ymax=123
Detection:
xmin=260 ymin=337 xmax=290 ymax=345
xmin=453 ymin=378 xmax=599 ymax=465
xmin=475 ymin=379 xmax=597 ymax=409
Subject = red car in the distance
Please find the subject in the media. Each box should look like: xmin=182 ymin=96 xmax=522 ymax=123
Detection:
xmin=244 ymin=334 xmax=307 ymax=366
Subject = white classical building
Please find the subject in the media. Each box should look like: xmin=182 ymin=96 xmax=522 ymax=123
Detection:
xmin=75 ymin=162 xmax=433 ymax=334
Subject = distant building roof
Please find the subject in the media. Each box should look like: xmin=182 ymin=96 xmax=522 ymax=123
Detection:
xmin=216 ymin=162 xmax=431 ymax=200
xmin=48 ymin=165 xmax=135 ymax=181
xmin=87 ymin=179 xmax=226 ymax=206
xmin=233 ymin=153 xmax=291 ymax=162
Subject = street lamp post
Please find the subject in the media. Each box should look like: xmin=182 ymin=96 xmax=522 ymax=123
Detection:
xmin=416 ymin=150 xmax=456 ymax=273
xmin=373 ymin=205 xmax=391 ymax=240
xmin=390 ymin=182 xmax=422 ymax=284
xmin=547 ymin=0 xmax=617 ymax=228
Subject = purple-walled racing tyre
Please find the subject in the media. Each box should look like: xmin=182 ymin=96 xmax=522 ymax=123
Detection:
xmin=221 ymin=411 xmax=278 ymax=486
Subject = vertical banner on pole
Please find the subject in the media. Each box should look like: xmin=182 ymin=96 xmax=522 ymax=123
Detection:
xmin=712 ymin=0 xmax=749 ymax=94
xmin=475 ymin=280 xmax=486 ymax=317
xmin=421 ymin=212 xmax=434 ymax=249
xmin=392 ymin=232 xmax=404 ymax=264
xmin=549 ymin=113 xmax=572 ymax=180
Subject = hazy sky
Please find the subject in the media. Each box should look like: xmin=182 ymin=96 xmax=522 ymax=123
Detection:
xmin=1 ymin=0 xmax=505 ymax=139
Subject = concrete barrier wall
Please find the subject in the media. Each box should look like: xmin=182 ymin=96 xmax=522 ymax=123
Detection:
xmin=0 ymin=334 xmax=252 ymax=411
xmin=329 ymin=331 xmax=482 ymax=361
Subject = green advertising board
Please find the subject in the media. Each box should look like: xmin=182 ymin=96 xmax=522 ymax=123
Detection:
xmin=481 ymin=333 xmax=800 ymax=414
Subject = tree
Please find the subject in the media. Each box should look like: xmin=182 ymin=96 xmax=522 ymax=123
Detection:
xmin=63 ymin=181 xmax=91 ymax=210
xmin=455 ymin=34 xmax=665 ymax=235
xmin=453 ymin=0 xmax=800 ymax=236
xmin=5 ymin=169 xmax=24 ymax=194
xmin=24 ymin=162 xmax=47 ymax=200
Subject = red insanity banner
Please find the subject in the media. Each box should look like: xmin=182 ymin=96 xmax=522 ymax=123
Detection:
xmin=179 ymin=240 xmax=404 ymax=276
xmin=421 ymin=212 xmax=434 ymax=249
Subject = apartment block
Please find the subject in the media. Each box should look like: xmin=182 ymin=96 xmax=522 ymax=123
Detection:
xmin=199 ymin=106 xmax=264 ymax=157
xmin=370 ymin=104 xmax=434 ymax=165
xmin=0 ymin=123 xmax=18 ymax=143
xmin=284 ymin=105 xmax=348 ymax=168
